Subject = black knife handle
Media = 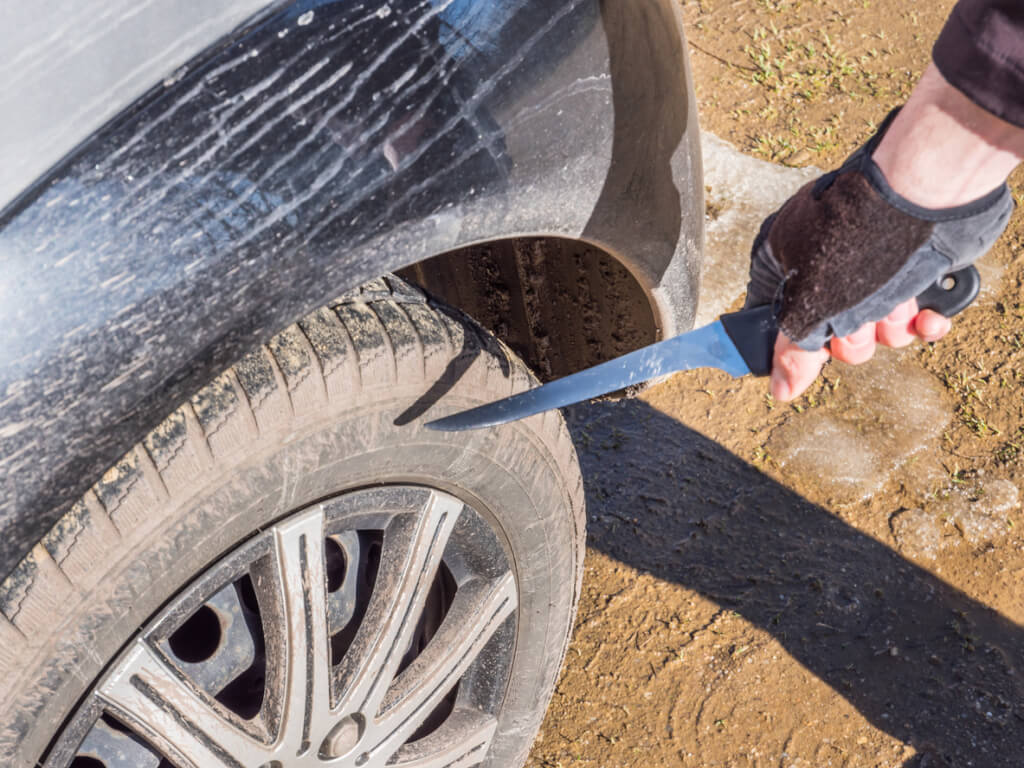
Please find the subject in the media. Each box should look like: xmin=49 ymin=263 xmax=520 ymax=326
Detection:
xmin=719 ymin=304 xmax=778 ymax=377
xmin=916 ymin=265 xmax=980 ymax=318
xmin=720 ymin=266 xmax=981 ymax=378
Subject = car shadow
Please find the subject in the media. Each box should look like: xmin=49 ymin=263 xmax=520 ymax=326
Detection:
xmin=564 ymin=397 xmax=1024 ymax=767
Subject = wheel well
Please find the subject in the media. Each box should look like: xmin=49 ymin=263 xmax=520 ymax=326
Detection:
xmin=398 ymin=237 xmax=659 ymax=382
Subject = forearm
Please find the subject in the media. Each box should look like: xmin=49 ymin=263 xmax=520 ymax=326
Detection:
xmin=872 ymin=63 xmax=1024 ymax=209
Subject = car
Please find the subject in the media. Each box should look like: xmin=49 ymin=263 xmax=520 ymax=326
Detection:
xmin=0 ymin=1 xmax=703 ymax=766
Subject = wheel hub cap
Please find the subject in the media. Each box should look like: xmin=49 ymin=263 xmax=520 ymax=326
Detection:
xmin=49 ymin=487 xmax=518 ymax=768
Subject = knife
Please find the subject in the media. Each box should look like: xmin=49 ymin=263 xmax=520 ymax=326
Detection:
xmin=425 ymin=265 xmax=981 ymax=432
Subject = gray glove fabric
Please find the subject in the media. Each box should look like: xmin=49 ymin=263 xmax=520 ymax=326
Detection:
xmin=745 ymin=111 xmax=1015 ymax=351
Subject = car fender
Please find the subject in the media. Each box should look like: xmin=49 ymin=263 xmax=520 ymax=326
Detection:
xmin=0 ymin=0 xmax=702 ymax=577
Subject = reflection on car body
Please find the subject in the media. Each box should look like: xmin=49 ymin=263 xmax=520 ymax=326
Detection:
xmin=0 ymin=2 xmax=703 ymax=766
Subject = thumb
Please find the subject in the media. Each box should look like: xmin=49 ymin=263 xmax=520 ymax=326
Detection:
xmin=771 ymin=332 xmax=831 ymax=402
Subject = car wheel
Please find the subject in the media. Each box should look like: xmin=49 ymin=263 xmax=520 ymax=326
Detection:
xmin=0 ymin=277 xmax=585 ymax=768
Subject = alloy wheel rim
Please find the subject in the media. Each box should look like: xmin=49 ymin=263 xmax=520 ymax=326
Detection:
xmin=48 ymin=486 xmax=518 ymax=768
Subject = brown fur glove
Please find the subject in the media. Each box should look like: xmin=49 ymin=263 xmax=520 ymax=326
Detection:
xmin=745 ymin=111 xmax=1014 ymax=351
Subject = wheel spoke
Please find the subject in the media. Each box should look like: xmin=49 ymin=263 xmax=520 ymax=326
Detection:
xmin=266 ymin=506 xmax=333 ymax=754
xmin=387 ymin=707 xmax=498 ymax=768
xmin=365 ymin=573 xmax=516 ymax=760
xmin=63 ymin=487 xmax=519 ymax=768
xmin=333 ymin=491 xmax=463 ymax=717
xmin=96 ymin=644 xmax=269 ymax=768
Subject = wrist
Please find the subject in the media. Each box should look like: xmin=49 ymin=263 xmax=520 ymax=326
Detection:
xmin=872 ymin=64 xmax=1024 ymax=209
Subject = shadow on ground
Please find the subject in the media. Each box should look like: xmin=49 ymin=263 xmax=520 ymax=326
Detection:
xmin=564 ymin=397 xmax=1024 ymax=767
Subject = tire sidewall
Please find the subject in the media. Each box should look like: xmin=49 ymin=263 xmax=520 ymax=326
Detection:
xmin=7 ymin=389 xmax=581 ymax=768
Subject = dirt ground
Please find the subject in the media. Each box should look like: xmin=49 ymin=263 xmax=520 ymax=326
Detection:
xmin=527 ymin=1 xmax=1024 ymax=766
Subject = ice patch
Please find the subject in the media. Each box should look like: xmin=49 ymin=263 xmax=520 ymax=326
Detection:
xmin=839 ymin=348 xmax=949 ymax=442
xmin=893 ymin=479 xmax=1018 ymax=559
xmin=892 ymin=508 xmax=949 ymax=560
xmin=768 ymin=414 xmax=884 ymax=500
xmin=695 ymin=133 xmax=818 ymax=325
xmin=768 ymin=347 xmax=951 ymax=503
xmin=952 ymin=478 xmax=1019 ymax=544
xmin=897 ymin=455 xmax=950 ymax=499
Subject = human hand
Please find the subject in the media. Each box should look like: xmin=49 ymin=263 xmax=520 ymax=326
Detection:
xmin=747 ymin=65 xmax=1021 ymax=401
xmin=744 ymin=103 xmax=1012 ymax=402
xmin=769 ymin=299 xmax=951 ymax=402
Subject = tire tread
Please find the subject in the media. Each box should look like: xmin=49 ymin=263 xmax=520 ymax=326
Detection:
xmin=0 ymin=274 xmax=585 ymax=767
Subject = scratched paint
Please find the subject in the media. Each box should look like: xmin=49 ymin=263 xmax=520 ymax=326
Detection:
xmin=0 ymin=0 xmax=278 ymax=211
xmin=0 ymin=0 xmax=704 ymax=578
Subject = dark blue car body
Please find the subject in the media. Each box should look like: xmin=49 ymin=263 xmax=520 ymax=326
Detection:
xmin=0 ymin=0 xmax=702 ymax=578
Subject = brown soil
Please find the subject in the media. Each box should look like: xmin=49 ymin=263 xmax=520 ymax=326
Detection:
xmin=686 ymin=0 xmax=953 ymax=169
xmin=528 ymin=1 xmax=1024 ymax=766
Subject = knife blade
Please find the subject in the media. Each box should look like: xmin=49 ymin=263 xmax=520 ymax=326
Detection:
xmin=425 ymin=265 xmax=981 ymax=432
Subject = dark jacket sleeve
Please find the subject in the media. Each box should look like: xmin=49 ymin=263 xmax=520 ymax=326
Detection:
xmin=934 ymin=0 xmax=1024 ymax=129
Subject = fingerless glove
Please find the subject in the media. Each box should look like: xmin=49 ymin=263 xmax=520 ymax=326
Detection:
xmin=745 ymin=110 xmax=1015 ymax=351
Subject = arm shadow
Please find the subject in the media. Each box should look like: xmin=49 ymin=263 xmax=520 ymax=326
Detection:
xmin=565 ymin=397 xmax=1024 ymax=767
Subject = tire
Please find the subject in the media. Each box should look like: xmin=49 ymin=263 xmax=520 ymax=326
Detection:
xmin=0 ymin=276 xmax=585 ymax=768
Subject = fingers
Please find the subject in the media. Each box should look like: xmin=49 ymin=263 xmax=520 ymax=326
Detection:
xmin=770 ymin=303 xmax=953 ymax=402
xmin=832 ymin=298 xmax=946 ymax=362
xmin=770 ymin=332 xmax=830 ymax=402
xmin=830 ymin=322 xmax=877 ymax=364
xmin=914 ymin=308 xmax=952 ymax=342
xmin=875 ymin=299 xmax=919 ymax=348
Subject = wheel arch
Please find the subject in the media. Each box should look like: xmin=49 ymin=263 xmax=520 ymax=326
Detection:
xmin=0 ymin=0 xmax=702 ymax=579
xmin=399 ymin=235 xmax=666 ymax=382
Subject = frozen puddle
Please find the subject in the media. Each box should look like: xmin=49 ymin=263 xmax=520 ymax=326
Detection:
xmin=767 ymin=347 xmax=951 ymax=503
xmin=892 ymin=479 xmax=1019 ymax=559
